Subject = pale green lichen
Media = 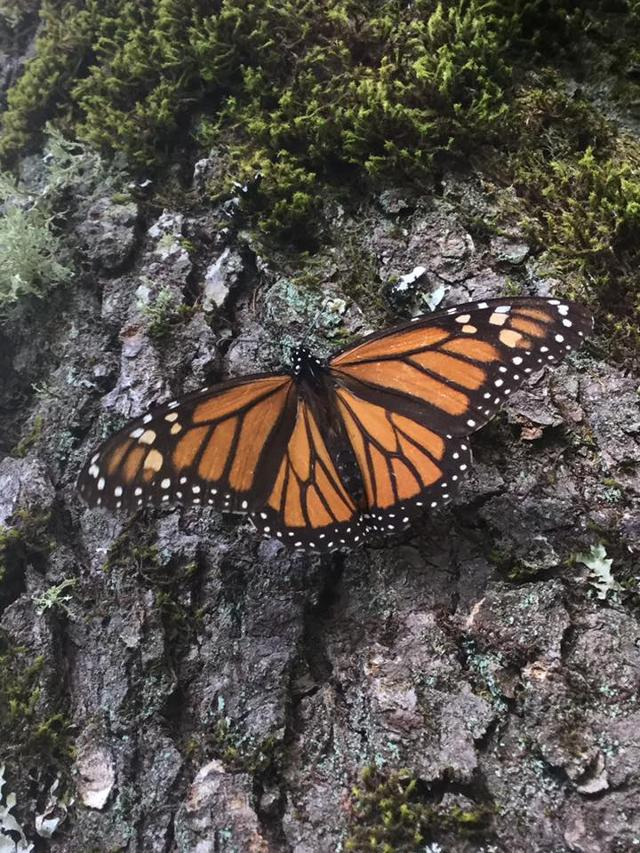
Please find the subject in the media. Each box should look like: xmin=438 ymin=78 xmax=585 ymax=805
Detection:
xmin=576 ymin=543 xmax=620 ymax=601
xmin=0 ymin=198 xmax=71 ymax=307
xmin=32 ymin=578 xmax=77 ymax=617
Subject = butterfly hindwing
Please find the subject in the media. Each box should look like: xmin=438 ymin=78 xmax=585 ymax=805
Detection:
xmin=335 ymin=387 xmax=473 ymax=532
xmin=249 ymin=399 xmax=363 ymax=550
xmin=330 ymin=297 xmax=592 ymax=437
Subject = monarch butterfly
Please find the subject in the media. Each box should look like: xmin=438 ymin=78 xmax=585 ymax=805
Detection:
xmin=78 ymin=296 xmax=592 ymax=552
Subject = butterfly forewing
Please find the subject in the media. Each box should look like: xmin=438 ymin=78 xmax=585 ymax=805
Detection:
xmin=78 ymin=374 xmax=296 ymax=513
xmin=330 ymin=297 xmax=592 ymax=437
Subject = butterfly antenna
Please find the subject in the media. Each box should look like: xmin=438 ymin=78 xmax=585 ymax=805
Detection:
xmin=305 ymin=310 xmax=322 ymax=337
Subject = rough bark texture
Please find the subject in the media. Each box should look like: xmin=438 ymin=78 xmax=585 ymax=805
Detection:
xmin=1 ymin=14 xmax=640 ymax=853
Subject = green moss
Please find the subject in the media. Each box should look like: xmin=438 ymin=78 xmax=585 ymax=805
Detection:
xmin=490 ymin=543 xmax=545 ymax=582
xmin=70 ymin=0 xmax=200 ymax=165
xmin=102 ymin=530 xmax=160 ymax=574
xmin=0 ymin=634 xmax=74 ymax=802
xmin=155 ymin=561 xmax=200 ymax=653
xmin=189 ymin=717 xmax=281 ymax=778
xmin=507 ymin=92 xmax=640 ymax=358
xmin=0 ymin=1 xmax=95 ymax=164
xmin=195 ymin=0 xmax=513 ymax=240
xmin=12 ymin=414 xmax=45 ymax=458
xmin=345 ymin=766 xmax=493 ymax=851
xmin=0 ymin=509 xmax=53 ymax=613
xmin=3 ymin=0 xmax=640 ymax=274
xmin=0 ymin=0 xmax=591 ymax=235
xmin=0 ymin=0 xmax=40 ymax=28
xmin=139 ymin=287 xmax=193 ymax=341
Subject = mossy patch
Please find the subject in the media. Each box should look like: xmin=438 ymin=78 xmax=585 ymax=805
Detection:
xmin=517 ymin=140 xmax=640 ymax=358
xmin=345 ymin=766 xmax=493 ymax=851
xmin=2 ymin=0 xmax=640 ymax=350
xmin=0 ymin=0 xmax=95 ymax=164
xmin=194 ymin=717 xmax=281 ymax=778
xmin=12 ymin=414 xmax=45 ymax=458
xmin=139 ymin=287 xmax=194 ymax=341
xmin=4 ymin=0 xmax=628 ymax=237
xmin=490 ymin=74 xmax=640 ymax=361
xmin=0 ymin=508 xmax=53 ymax=613
xmin=0 ymin=634 xmax=74 ymax=815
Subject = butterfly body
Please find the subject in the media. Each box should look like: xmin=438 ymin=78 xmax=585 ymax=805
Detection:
xmin=79 ymin=297 xmax=592 ymax=552
xmin=292 ymin=346 xmax=368 ymax=511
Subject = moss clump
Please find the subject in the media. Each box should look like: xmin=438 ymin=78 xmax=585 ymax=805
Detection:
xmin=3 ymin=0 xmax=640 ymax=291
xmin=196 ymin=0 xmax=513 ymax=238
xmin=2 ymin=0 xmax=607 ymax=237
xmin=0 ymin=508 xmax=53 ymax=613
xmin=188 ymin=717 xmax=281 ymax=779
xmin=139 ymin=287 xmax=193 ymax=341
xmin=345 ymin=766 xmax=492 ymax=851
xmin=0 ymin=0 xmax=40 ymax=28
xmin=501 ymin=79 xmax=640 ymax=359
xmin=0 ymin=634 xmax=73 ymax=806
xmin=102 ymin=539 xmax=160 ymax=575
xmin=12 ymin=414 xmax=45 ymax=458
xmin=0 ymin=1 xmax=95 ymax=164
xmin=522 ymin=144 xmax=640 ymax=354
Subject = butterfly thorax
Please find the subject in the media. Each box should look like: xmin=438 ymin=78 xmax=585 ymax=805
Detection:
xmin=291 ymin=345 xmax=327 ymax=385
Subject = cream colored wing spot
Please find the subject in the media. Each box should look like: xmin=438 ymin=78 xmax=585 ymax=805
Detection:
xmin=499 ymin=329 xmax=523 ymax=348
xmin=139 ymin=430 xmax=157 ymax=445
xmin=489 ymin=312 xmax=508 ymax=326
xmin=144 ymin=449 xmax=163 ymax=471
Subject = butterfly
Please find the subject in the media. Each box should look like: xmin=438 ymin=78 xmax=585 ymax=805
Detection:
xmin=78 ymin=296 xmax=592 ymax=552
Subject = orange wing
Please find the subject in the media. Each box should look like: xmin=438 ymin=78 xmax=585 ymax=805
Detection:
xmin=331 ymin=297 xmax=592 ymax=437
xmin=78 ymin=375 xmax=296 ymax=513
xmin=335 ymin=387 xmax=472 ymax=528
xmin=249 ymin=398 xmax=362 ymax=550
xmin=79 ymin=373 xmax=362 ymax=551
xmin=78 ymin=296 xmax=592 ymax=553
xmin=327 ymin=297 xmax=592 ymax=526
